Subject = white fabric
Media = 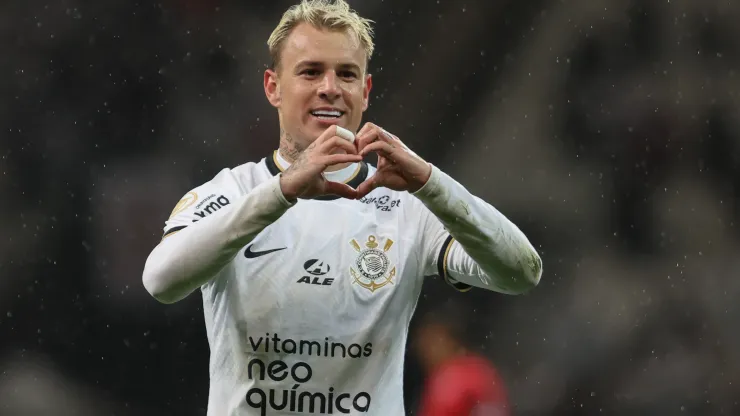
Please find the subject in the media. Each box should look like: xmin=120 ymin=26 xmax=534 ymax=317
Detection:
xmin=142 ymin=154 xmax=541 ymax=415
xmin=413 ymin=164 xmax=543 ymax=294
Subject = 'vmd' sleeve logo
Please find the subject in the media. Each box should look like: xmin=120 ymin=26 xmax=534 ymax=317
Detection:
xmin=193 ymin=195 xmax=231 ymax=222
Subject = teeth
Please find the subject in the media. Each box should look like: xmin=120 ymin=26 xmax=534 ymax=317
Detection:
xmin=312 ymin=110 xmax=342 ymax=118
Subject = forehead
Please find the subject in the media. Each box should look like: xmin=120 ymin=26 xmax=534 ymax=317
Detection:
xmin=280 ymin=23 xmax=366 ymax=69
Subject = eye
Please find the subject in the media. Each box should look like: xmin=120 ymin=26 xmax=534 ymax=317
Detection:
xmin=339 ymin=71 xmax=358 ymax=79
xmin=301 ymin=69 xmax=320 ymax=77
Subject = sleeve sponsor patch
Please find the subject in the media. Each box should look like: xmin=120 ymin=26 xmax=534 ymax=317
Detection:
xmin=193 ymin=194 xmax=231 ymax=222
xmin=169 ymin=191 xmax=198 ymax=219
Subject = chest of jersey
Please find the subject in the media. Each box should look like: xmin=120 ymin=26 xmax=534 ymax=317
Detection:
xmin=225 ymin=193 xmax=422 ymax=338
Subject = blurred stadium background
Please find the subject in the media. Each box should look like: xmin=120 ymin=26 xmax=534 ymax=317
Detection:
xmin=2 ymin=0 xmax=740 ymax=414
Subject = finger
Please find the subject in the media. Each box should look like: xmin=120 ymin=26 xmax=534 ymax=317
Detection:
xmin=320 ymin=153 xmax=363 ymax=167
xmin=314 ymin=125 xmax=339 ymax=145
xmin=381 ymin=130 xmax=416 ymax=154
xmin=355 ymin=123 xmax=381 ymax=148
xmin=359 ymin=125 xmax=392 ymax=144
xmin=335 ymin=126 xmax=356 ymax=143
xmin=319 ymin=136 xmax=359 ymax=156
xmin=360 ymin=140 xmax=396 ymax=158
xmin=323 ymin=181 xmax=359 ymax=199
xmin=378 ymin=127 xmax=397 ymax=140
xmin=355 ymin=129 xmax=380 ymax=153
xmin=354 ymin=176 xmax=380 ymax=199
xmin=357 ymin=126 xmax=396 ymax=153
xmin=376 ymin=154 xmax=389 ymax=169
xmin=356 ymin=122 xmax=375 ymax=139
xmin=319 ymin=135 xmax=358 ymax=155
xmin=375 ymin=127 xmax=395 ymax=142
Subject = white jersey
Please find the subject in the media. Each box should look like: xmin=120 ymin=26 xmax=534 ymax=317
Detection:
xmin=148 ymin=150 xmax=542 ymax=416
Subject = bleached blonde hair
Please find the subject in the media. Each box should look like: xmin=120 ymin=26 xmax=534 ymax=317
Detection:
xmin=267 ymin=0 xmax=375 ymax=70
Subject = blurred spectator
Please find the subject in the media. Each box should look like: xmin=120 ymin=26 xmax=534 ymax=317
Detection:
xmin=413 ymin=296 xmax=510 ymax=416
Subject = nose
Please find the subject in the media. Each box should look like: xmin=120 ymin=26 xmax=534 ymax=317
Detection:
xmin=318 ymin=71 xmax=341 ymax=101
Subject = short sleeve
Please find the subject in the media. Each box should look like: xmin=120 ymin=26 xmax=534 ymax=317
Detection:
xmin=162 ymin=168 xmax=244 ymax=239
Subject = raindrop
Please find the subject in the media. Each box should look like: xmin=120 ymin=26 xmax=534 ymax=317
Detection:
xmin=66 ymin=8 xmax=82 ymax=19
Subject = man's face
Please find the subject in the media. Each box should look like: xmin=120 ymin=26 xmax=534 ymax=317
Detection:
xmin=264 ymin=23 xmax=372 ymax=148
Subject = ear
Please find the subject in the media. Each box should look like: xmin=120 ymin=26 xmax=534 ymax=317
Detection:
xmin=362 ymin=73 xmax=372 ymax=112
xmin=264 ymin=68 xmax=281 ymax=108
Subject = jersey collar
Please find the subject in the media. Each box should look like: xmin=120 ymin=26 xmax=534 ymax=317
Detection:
xmin=266 ymin=150 xmax=369 ymax=201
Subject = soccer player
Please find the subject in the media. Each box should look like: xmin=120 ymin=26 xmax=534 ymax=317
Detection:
xmin=142 ymin=1 xmax=543 ymax=415
xmin=413 ymin=299 xmax=510 ymax=416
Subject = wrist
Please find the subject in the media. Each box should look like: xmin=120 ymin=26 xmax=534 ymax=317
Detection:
xmin=411 ymin=164 xmax=441 ymax=199
xmin=278 ymin=174 xmax=298 ymax=203
xmin=408 ymin=163 xmax=433 ymax=193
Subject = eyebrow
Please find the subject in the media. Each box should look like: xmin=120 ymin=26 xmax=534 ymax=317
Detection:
xmin=295 ymin=60 xmax=362 ymax=72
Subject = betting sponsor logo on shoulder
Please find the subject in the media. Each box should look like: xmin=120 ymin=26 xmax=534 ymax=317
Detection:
xmin=358 ymin=195 xmax=400 ymax=212
xmin=192 ymin=194 xmax=231 ymax=221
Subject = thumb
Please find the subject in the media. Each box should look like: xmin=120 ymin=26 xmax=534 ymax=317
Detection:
xmin=323 ymin=181 xmax=359 ymax=200
xmin=355 ymin=176 xmax=380 ymax=199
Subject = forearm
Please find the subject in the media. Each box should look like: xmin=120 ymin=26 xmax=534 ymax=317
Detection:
xmin=414 ymin=165 xmax=542 ymax=294
xmin=142 ymin=176 xmax=294 ymax=303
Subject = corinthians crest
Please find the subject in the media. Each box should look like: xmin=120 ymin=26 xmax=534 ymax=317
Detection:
xmin=349 ymin=235 xmax=396 ymax=293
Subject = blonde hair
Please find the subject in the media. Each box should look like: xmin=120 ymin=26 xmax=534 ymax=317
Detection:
xmin=267 ymin=0 xmax=375 ymax=70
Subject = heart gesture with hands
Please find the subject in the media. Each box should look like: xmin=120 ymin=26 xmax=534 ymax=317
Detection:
xmin=354 ymin=122 xmax=432 ymax=199
xmin=279 ymin=125 xmax=364 ymax=202
xmin=278 ymin=124 xmax=432 ymax=202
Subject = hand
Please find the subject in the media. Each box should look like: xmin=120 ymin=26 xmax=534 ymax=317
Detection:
xmin=279 ymin=125 xmax=363 ymax=201
xmin=354 ymin=123 xmax=432 ymax=199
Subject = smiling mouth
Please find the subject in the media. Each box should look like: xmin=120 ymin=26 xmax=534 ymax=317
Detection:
xmin=310 ymin=110 xmax=345 ymax=120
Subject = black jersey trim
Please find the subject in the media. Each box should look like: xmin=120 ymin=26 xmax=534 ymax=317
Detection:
xmin=162 ymin=225 xmax=187 ymax=239
xmin=436 ymin=235 xmax=473 ymax=292
xmin=265 ymin=150 xmax=369 ymax=201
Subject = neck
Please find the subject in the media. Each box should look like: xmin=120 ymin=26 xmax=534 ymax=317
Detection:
xmin=278 ymin=128 xmax=353 ymax=172
xmin=278 ymin=128 xmax=304 ymax=164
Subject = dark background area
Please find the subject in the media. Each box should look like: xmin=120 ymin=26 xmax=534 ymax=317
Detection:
xmin=2 ymin=0 xmax=740 ymax=414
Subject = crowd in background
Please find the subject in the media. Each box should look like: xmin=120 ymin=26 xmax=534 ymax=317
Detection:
xmin=2 ymin=0 xmax=740 ymax=414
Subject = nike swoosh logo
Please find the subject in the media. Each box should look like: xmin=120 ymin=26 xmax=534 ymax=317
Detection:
xmin=244 ymin=245 xmax=287 ymax=258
